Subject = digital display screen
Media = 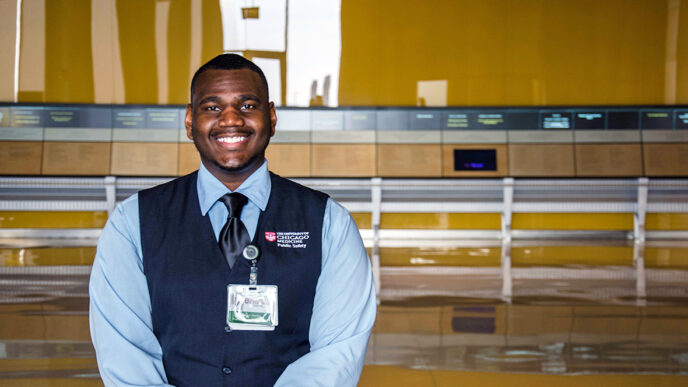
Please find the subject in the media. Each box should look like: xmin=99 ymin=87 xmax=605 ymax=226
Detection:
xmin=0 ymin=107 xmax=10 ymax=127
xmin=474 ymin=113 xmax=505 ymax=129
xmin=574 ymin=112 xmax=605 ymax=129
xmin=641 ymin=111 xmax=672 ymax=129
xmin=146 ymin=108 xmax=182 ymax=129
xmin=344 ymin=110 xmax=376 ymax=130
xmin=376 ymin=110 xmax=409 ymax=130
xmin=675 ymin=111 xmax=688 ymax=129
xmin=507 ymin=112 xmax=539 ymax=129
xmin=541 ymin=112 xmax=572 ymax=129
xmin=113 ymin=109 xmax=146 ymax=129
xmin=11 ymin=107 xmax=44 ymax=127
xmin=410 ymin=111 xmax=442 ymax=129
xmin=444 ymin=112 xmax=469 ymax=129
xmin=453 ymin=149 xmax=497 ymax=171
xmin=607 ymin=111 xmax=638 ymax=129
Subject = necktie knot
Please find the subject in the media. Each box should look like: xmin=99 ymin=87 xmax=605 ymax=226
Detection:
xmin=220 ymin=193 xmax=248 ymax=219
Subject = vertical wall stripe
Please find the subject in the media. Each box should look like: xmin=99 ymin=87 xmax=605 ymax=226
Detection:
xmin=156 ymin=1 xmax=170 ymax=105
xmin=189 ymin=0 xmax=202 ymax=84
xmin=92 ymin=0 xmax=125 ymax=104
xmin=18 ymin=0 xmax=45 ymax=102
xmin=116 ymin=0 xmax=157 ymax=104
xmin=665 ymin=0 xmax=680 ymax=104
xmin=200 ymin=0 xmax=223 ymax=64
xmin=0 ymin=0 xmax=17 ymax=102
xmin=167 ymin=0 xmax=191 ymax=104
xmin=13 ymin=0 xmax=21 ymax=102
xmin=45 ymin=0 xmax=94 ymax=103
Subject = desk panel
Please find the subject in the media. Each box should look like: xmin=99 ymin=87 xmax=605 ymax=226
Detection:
xmin=110 ymin=142 xmax=178 ymax=176
xmin=643 ymin=143 xmax=688 ymax=176
xmin=0 ymin=141 xmax=42 ymax=175
xmin=42 ymin=142 xmax=111 ymax=175
xmin=265 ymin=143 xmax=311 ymax=177
xmin=377 ymin=144 xmax=442 ymax=177
xmin=311 ymin=144 xmax=375 ymax=177
xmin=508 ymin=144 xmax=575 ymax=177
xmin=575 ymin=144 xmax=643 ymax=177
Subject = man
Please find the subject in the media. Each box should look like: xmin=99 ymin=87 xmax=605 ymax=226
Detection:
xmin=89 ymin=54 xmax=376 ymax=386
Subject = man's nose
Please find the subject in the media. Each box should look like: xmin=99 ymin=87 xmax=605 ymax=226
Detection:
xmin=219 ymin=108 xmax=244 ymax=127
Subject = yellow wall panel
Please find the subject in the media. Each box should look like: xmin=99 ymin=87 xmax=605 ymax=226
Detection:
xmin=512 ymin=213 xmax=634 ymax=230
xmin=0 ymin=247 xmax=96 ymax=267
xmin=43 ymin=0 xmax=94 ymax=103
xmin=380 ymin=247 xmax=502 ymax=267
xmin=167 ymin=0 xmax=192 ymax=104
xmin=645 ymin=247 xmax=688 ymax=268
xmin=340 ymin=0 xmax=667 ymax=106
xmin=116 ymin=1 xmax=158 ymax=104
xmin=512 ymin=246 xmax=633 ymax=267
xmin=350 ymin=212 xmax=372 ymax=229
xmin=646 ymin=213 xmax=688 ymax=230
xmin=381 ymin=213 xmax=501 ymax=230
xmin=0 ymin=211 xmax=107 ymax=229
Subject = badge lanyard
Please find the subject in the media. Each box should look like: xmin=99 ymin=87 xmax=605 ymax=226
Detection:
xmin=226 ymin=244 xmax=279 ymax=330
xmin=243 ymin=245 xmax=259 ymax=286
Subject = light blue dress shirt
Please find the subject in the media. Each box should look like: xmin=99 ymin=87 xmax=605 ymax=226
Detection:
xmin=89 ymin=161 xmax=377 ymax=387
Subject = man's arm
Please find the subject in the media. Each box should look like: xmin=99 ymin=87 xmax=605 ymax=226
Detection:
xmin=89 ymin=195 xmax=173 ymax=387
xmin=275 ymin=199 xmax=377 ymax=386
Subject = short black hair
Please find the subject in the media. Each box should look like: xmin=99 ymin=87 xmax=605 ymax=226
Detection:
xmin=190 ymin=54 xmax=269 ymax=103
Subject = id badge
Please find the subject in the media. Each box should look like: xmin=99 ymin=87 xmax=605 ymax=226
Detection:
xmin=227 ymin=284 xmax=278 ymax=331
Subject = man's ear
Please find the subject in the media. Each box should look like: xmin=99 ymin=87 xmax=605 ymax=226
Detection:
xmin=185 ymin=104 xmax=193 ymax=140
xmin=269 ymin=101 xmax=276 ymax=137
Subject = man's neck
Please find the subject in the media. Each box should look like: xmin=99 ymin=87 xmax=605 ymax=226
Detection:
xmin=202 ymin=159 xmax=265 ymax=192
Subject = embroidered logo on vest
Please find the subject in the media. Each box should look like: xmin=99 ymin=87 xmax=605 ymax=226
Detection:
xmin=265 ymin=231 xmax=310 ymax=249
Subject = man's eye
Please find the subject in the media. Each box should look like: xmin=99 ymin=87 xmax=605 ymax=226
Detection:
xmin=203 ymin=105 xmax=220 ymax=112
xmin=241 ymin=104 xmax=256 ymax=111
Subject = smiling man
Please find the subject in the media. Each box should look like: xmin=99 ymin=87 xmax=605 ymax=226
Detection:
xmin=89 ymin=54 xmax=376 ymax=387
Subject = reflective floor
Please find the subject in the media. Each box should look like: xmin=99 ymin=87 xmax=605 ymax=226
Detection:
xmin=1 ymin=241 xmax=688 ymax=386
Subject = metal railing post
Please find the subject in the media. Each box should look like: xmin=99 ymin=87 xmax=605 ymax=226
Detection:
xmin=501 ymin=178 xmax=514 ymax=302
xmin=371 ymin=177 xmax=382 ymax=304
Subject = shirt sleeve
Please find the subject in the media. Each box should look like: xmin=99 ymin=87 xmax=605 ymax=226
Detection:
xmin=275 ymin=198 xmax=377 ymax=386
xmin=89 ymin=195 xmax=173 ymax=387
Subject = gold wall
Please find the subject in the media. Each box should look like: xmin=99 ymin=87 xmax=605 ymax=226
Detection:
xmin=340 ymin=0 xmax=678 ymax=106
xmin=1 ymin=0 xmax=687 ymax=106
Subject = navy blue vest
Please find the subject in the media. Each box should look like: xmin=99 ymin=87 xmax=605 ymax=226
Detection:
xmin=139 ymin=171 xmax=328 ymax=386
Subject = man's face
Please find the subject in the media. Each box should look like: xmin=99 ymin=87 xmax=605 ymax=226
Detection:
xmin=186 ymin=68 xmax=276 ymax=184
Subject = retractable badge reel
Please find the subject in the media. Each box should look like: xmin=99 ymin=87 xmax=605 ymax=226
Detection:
xmin=226 ymin=245 xmax=279 ymax=331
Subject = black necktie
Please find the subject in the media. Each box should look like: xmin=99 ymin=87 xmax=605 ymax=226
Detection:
xmin=218 ymin=193 xmax=251 ymax=269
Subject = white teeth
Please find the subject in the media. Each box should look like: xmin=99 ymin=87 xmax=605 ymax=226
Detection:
xmin=217 ymin=136 xmax=246 ymax=144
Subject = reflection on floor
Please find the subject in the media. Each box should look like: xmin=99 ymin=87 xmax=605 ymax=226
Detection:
xmin=1 ymin=242 xmax=688 ymax=386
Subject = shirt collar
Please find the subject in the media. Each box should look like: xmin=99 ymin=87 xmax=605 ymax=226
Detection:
xmin=197 ymin=160 xmax=271 ymax=216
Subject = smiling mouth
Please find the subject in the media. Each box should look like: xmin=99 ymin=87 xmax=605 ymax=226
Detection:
xmin=216 ymin=136 xmax=247 ymax=144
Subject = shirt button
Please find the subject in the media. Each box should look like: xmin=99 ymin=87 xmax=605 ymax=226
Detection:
xmin=224 ymin=326 xmax=231 ymax=333
xmin=222 ymin=367 xmax=232 ymax=375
